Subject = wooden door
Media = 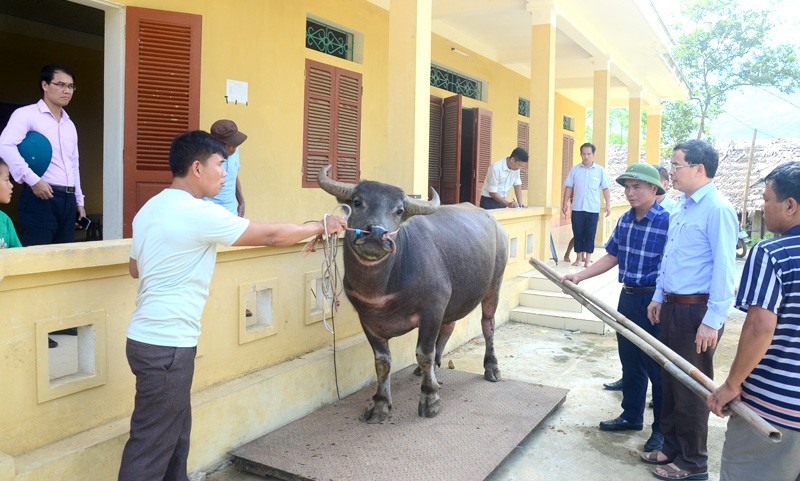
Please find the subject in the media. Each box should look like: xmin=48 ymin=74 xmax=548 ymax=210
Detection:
xmin=517 ymin=121 xmax=529 ymax=190
xmin=439 ymin=95 xmax=462 ymax=205
xmin=428 ymin=96 xmax=443 ymax=194
xmin=471 ymin=108 xmax=492 ymax=205
xmin=123 ymin=7 xmax=201 ymax=237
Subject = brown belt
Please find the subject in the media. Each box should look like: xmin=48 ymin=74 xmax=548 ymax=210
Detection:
xmin=663 ymin=293 xmax=709 ymax=304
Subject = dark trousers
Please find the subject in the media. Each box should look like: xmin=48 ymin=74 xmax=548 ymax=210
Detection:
xmin=659 ymin=302 xmax=723 ymax=472
xmin=571 ymin=210 xmax=599 ymax=253
xmin=480 ymin=196 xmax=506 ymax=210
xmin=19 ymin=185 xmax=76 ymax=246
xmin=617 ymin=290 xmax=661 ymax=431
xmin=119 ymin=339 xmax=196 ymax=481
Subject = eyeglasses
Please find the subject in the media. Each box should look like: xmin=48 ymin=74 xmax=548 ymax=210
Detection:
xmin=669 ymin=163 xmax=696 ymax=171
xmin=49 ymin=81 xmax=77 ymax=91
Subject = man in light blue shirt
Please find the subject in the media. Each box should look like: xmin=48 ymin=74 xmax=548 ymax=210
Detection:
xmin=642 ymin=140 xmax=738 ymax=480
xmin=561 ymin=142 xmax=611 ymax=268
xmin=204 ymin=119 xmax=247 ymax=216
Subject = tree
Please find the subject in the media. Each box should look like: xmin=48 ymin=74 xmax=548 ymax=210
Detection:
xmin=667 ymin=0 xmax=800 ymax=140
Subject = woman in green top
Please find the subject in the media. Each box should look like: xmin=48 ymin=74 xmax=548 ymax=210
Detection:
xmin=0 ymin=158 xmax=22 ymax=249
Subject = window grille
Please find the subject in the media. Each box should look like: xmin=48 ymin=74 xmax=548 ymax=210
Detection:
xmin=430 ymin=64 xmax=483 ymax=100
xmin=518 ymin=97 xmax=530 ymax=117
xmin=306 ymin=18 xmax=353 ymax=61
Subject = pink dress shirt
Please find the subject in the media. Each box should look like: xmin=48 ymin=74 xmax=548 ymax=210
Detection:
xmin=0 ymin=99 xmax=83 ymax=205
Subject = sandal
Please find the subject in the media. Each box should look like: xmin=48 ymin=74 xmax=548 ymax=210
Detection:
xmin=640 ymin=450 xmax=672 ymax=465
xmin=652 ymin=463 xmax=708 ymax=480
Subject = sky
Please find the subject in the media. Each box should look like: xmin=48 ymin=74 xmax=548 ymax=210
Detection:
xmin=650 ymin=0 xmax=800 ymax=141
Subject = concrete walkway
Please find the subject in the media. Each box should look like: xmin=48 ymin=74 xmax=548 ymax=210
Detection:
xmin=206 ymin=250 xmax=747 ymax=481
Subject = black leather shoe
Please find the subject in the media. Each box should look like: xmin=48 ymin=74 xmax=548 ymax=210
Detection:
xmin=644 ymin=431 xmax=664 ymax=452
xmin=599 ymin=416 xmax=643 ymax=431
xmin=603 ymin=378 xmax=624 ymax=391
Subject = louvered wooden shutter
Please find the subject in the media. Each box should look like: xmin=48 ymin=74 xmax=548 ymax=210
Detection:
xmin=123 ymin=7 xmax=201 ymax=237
xmin=517 ymin=121 xmax=529 ymax=190
xmin=428 ymin=96 xmax=443 ymax=194
xmin=439 ymin=95 xmax=462 ymax=205
xmin=472 ymin=108 xmax=493 ymax=204
xmin=303 ymin=59 xmax=362 ymax=187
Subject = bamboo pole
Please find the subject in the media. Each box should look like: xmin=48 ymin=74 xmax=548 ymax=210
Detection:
xmin=529 ymin=257 xmax=781 ymax=443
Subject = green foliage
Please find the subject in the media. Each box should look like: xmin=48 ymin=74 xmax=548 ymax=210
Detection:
xmin=587 ymin=108 xmax=649 ymax=145
xmin=748 ymin=231 xmax=774 ymax=248
xmin=664 ymin=0 xmax=800 ymax=141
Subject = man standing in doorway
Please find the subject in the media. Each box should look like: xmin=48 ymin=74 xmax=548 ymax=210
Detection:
xmin=0 ymin=64 xmax=85 ymax=245
xmin=479 ymin=147 xmax=528 ymax=209
xmin=561 ymin=142 xmax=611 ymax=268
xmin=643 ymin=140 xmax=738 ymax=481
xmin=707 ymin=162 xmax=800 ymax=481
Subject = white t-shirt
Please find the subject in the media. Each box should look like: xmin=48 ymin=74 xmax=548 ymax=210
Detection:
xmin=128 ymin=189 xmax=250 ymax=347
xmin=480 ymin=158 xmax=521 ymax=198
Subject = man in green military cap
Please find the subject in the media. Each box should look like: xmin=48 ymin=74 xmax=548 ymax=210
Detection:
xmin=563 ymin=162 xmax=670 ymax=453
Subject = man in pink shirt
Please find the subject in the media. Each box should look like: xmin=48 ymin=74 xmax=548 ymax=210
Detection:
xmin=0 ymin=64 xmax=85 ymax=245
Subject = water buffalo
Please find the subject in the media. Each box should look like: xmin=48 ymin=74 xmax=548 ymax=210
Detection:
xmin=318 ymin=166 xmax=508 ymax=423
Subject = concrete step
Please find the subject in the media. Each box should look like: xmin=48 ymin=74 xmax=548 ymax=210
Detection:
xmin=525 ymin=273 xmax=563 ymax=293
xmin=519 ymin=289 xmax=582 ymax=313
xmin=510 ymin=306 xmax=608 ymax=335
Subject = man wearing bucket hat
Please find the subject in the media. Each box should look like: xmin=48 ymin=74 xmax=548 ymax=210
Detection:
xmin=203 ymin=119 xmax=247 ymax=216
xmin=564 ymin=162 xmax=669 ymax=454
xmin=0 ymin=64 xmax=86 ymax=245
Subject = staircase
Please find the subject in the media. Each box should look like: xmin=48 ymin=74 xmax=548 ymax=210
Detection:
xmin=510 ymin=270 xmax=611 ymax=334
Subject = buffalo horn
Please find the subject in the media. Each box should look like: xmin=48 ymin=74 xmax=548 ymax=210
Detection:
xmin=404 ymin=187 xmax=440 ymax=216
xmin=317 ymin=165 xmax=355 ymax=201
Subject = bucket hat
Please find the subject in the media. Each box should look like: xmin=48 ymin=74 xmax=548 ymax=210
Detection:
xmin=210 ymin=119 xmax=247 ymax=147
xmin=616 ymin=163 xmax=665 ymax=195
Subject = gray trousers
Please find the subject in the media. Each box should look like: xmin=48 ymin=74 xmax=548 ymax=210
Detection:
xmin=119 ymin=339 xmax=196 ymax=481
xmin=721 ymin=414 xmax=800 ymax=481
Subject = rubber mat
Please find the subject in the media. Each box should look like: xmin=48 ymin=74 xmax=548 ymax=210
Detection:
xmin=231 ymin=366 xmax=568 ymax=481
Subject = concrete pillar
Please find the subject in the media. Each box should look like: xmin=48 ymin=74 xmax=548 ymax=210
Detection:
xmin=592 ymin=60 xmax=611 ymax=246
xmin=627 ymin=89 xmax=642 ymax=165
xmin=387 ymin=0 xmax=432 ymax=197
xmin=526 ymin=1 xmax=556 ymax=208
xmin=592 ymin=60 xmax=610 ymax=168
xmin=646 ymin=104 xmax=664 ymax=165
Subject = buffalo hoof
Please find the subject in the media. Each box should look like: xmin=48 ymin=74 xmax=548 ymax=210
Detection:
xmin=484 ymin=367 xmax=501 ymax=382
xmin=418 ymin=393 xmax=441 ymax=418
xmin=360 ymin=402 xmax=390 ymax=424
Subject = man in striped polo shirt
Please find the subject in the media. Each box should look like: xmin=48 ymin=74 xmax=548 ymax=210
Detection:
xmin=564 ymin=163 xmax=669 ymax=453
xmin=707 ymin=162 xmax=800 ymax=481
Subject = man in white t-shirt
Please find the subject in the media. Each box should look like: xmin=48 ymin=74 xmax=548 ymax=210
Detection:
xmin=479 ymin=147 xmax=528 ymax=209
xmin=118 ymin=131 xmax=346 ymax=481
